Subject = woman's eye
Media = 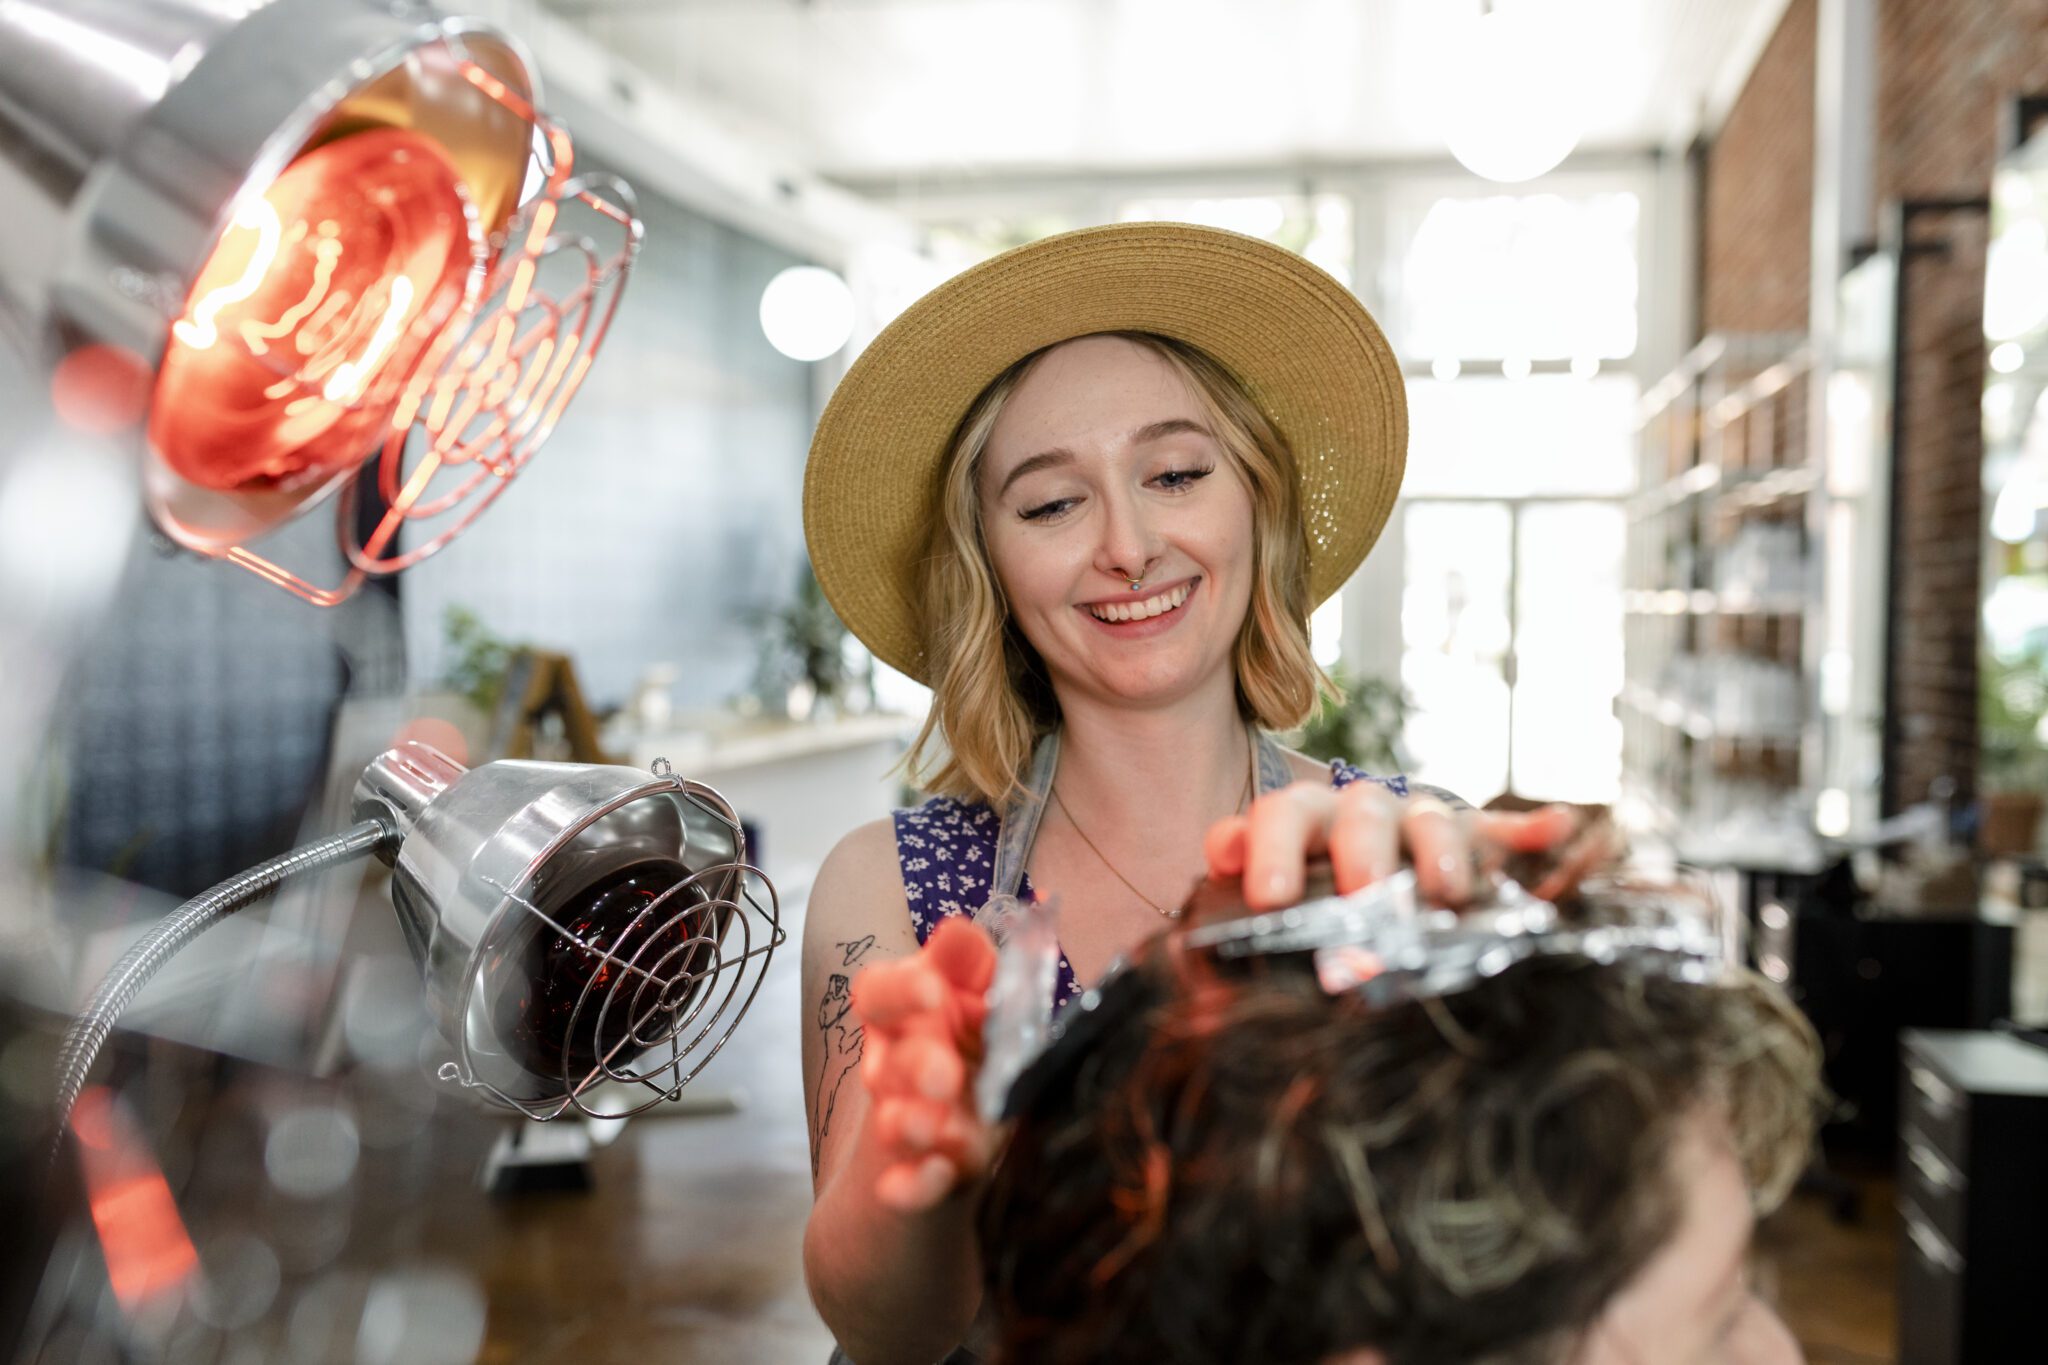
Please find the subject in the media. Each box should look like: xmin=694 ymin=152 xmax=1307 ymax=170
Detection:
xmin=1154 ymin=465 xmax=1214 ymax=492
xmin=1020 ymin=497 xmax=1078 ymax=522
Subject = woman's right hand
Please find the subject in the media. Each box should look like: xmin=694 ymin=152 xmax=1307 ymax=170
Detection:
xmin=849 ymin=915 xmax=1001 ymax=1212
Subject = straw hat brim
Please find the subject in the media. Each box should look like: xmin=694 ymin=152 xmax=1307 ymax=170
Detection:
xmin=803 ymin=221 xmax=1407 ymax=684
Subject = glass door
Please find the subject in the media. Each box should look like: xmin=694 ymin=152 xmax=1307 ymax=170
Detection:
xmin=1400 ymin=498 xmax=1625 ymax=804
xmin=1513 ymin=501 xmax=1625 ymax=802
xmin=1401 ymin=502 xmax=1513 ymax=802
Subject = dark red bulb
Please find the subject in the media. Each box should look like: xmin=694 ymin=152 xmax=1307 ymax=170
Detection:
xmin=490 ymin=859 xmax=723 ymax=1086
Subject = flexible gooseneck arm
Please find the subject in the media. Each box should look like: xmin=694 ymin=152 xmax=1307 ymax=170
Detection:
xmin=52 ymin=819 xmax=394 ymax=1141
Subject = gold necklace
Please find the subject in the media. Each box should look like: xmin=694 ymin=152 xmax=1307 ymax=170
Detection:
xmin=1048 ymin=741 xmax=1255 ymax=920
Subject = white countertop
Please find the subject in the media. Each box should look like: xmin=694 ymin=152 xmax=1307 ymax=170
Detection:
xmin=626 ymin=712 xmax=917 ymax=779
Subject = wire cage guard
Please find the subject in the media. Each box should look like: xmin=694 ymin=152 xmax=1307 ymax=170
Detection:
xmin=163 ymin=32 xmax=644 ymax=605
xmin=438 ymin=761 xmax=785 ymax=1121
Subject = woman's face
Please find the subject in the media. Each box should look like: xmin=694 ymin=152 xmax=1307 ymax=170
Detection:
xmin=977 ymin=335 xmax=1256 ymax=712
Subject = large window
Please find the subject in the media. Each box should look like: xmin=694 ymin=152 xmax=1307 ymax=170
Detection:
xmin=1387 ymin=187 xmax=1644 ymax=806
xmin=1404 ymin=375 xmax=1638 ymax=497
xmin=1390 ymin=190 xmax=1640 ymax=364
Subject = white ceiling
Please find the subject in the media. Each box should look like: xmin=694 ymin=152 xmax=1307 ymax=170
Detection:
xmin=539 ymin=0 xmax=1786 ymax=183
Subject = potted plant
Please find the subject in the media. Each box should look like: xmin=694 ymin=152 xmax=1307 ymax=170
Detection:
xmin=751 ymin=559 xmax=868 ymax=721
xmin=1294 ymin=664 xmax=1410 ymax=775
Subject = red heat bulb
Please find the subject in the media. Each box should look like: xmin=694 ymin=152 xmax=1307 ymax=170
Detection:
xmin=149 ymin=127 xmax=483 ymax=492
xmin=491 ymin=860 xmax=724 ymax=1085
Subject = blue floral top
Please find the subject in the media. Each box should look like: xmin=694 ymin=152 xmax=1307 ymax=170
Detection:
xmin=890 ymin=759 xmax=1410 ymax=1013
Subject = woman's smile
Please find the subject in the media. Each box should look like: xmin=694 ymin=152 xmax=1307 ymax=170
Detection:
xmin=1078 ymin=576 xmax=1199 ymax=636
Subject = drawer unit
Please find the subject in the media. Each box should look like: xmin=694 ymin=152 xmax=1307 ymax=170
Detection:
xmin=1900 ymin=1125 xmax=1968 ymax=1247
xmin=1764 ymin=911 xmax=2013 ymax=1153
xmin=1896 ymin=1030 xmax=2048 ymax=1364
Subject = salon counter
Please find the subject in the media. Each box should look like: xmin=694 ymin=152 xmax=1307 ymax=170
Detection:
xmin=625 ymin=713 xmax=917 ymax=895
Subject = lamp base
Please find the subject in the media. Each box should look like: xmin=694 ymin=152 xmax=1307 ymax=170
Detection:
xmin=477 ymin=1088 xmax=748 ymax=1196
xmin=479 ymin=1122 xmax=595 ymax=1196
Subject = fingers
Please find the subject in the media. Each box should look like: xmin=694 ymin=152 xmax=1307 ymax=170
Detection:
xmin=852 ymin=926 xmax=990 ymax=1052
xmin=926 ymin=915 xmax=998 ymax=994
xmin=873 ymin=1094 xmax=946 ymax=1150
xmin=1203 ymin=814 xmax=1249 ymax=880
xmin=1239 ymin=782 xmax=1338 ymax=909
xmin=876 ymin=1153 xmax=958 ymax=1211
xmin=873 ymin=1095 xmax=994 ymax=1165
xmin=863 ymin=1018 xmax=986 ymax=1212
xmin=1207 ymin=785 xmax=1621 ymax=918
xmin=892 ymin=1032 xmax=965 ymax=1101
xmin=1328 ymin=783 xmax=1402 ymax=896
xmin=1401 ymin=798 xmax=1474 ymax=908
xmin=857 ymin=969 xmax=975 ymax=1102
xmin=871 ymin=1078 xmax=998 ymax=1213
xmin=850 ymin=957 xmax=943 ymax=1029
xmin=1476 ymin=804 xmax=1579 ymax=854
xmin=840 ymin=919 xmax=1004 ymax=1216
xmin=1531 ymin=815 xmax=1623 ymax=904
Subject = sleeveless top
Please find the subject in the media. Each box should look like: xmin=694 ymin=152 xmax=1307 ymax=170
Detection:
xmin=836 ymin=742 xmax=1441 ymax=1365
xmin=891 ymin=754 xmax=1412 ymax=1014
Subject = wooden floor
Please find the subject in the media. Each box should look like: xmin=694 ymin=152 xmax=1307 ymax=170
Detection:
xmin=1758 ymin=1162 xmax=1899 ymax=1365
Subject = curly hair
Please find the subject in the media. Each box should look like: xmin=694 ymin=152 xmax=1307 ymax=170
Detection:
xmin=979 ymin=940 xmax=1822 ymax=1365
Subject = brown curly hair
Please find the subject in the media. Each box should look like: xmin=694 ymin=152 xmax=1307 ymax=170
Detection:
xmin=979 ymin=941 xmax=1822 ymax=1365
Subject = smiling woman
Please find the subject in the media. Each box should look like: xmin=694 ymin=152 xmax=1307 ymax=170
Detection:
xmin=793 ymin=222 xmax=1607 ymax=1365
xmin=915 ymin=332 xmax=1317 ymax=806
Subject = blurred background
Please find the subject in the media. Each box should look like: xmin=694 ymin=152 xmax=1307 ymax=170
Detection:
xmin=3 ymin=1 xmax=2047 ymax=1362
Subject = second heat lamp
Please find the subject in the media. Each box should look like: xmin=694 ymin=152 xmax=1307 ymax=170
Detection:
xmin=55 ymin=744 xmax=783 ymax=1135
xmin=351 ymin=743 xmax=781 ymax=1118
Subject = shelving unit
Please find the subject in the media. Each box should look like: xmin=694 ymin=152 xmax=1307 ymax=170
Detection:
xmin=1622 ymin=333 xmax=1826 ymax=866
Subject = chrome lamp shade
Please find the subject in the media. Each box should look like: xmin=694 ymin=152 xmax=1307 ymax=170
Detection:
xmin=0 ymin=0 xmax=639 ymax=605
xmin=353 ymin=743 xmax=783 ymax=1120
xmin=54 ymin=746 xmax=782 ymax=1148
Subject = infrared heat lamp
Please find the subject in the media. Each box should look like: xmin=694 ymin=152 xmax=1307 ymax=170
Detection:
xmin=54 ymin=744 xmax=785 ymax=1138
xmin=0 ymin=0 xmax=640 ymax=604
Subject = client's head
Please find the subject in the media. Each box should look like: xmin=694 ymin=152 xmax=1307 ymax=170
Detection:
xmin=980 ymin=940 xmax=1823 ymax=1365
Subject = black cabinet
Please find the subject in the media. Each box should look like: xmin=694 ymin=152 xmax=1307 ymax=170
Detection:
xmin=1896 ymin=1030 xmax=2048 ymax=1364
xmin=1756 ymin=909 xmax=2013 ymax=1152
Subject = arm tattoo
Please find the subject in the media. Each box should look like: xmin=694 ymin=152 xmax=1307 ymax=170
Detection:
xmin=812 ymin=934 xmax=878 ymax=1175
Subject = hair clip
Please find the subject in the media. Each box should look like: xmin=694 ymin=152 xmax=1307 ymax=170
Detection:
xmin=1184 ymin=871 xmax=1724 ymax=1006
xmin=976 ymin=891 xmax=1065 ymax=1121
xmin=984 ymin=871 xmax=1727 ymax=1123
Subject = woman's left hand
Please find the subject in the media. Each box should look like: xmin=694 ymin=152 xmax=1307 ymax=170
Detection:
xmin=1202 ymin=780 xmax=1621 ymax=911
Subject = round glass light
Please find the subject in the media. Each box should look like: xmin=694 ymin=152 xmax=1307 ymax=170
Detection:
xmin=1441 ymin=5 xmax=1585 ymax=184
xmin=759 ymin=265 xmax=855 ymax=362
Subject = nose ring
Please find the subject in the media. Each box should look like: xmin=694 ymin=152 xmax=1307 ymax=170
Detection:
xmin=1127 ymin=576 xmax=1143 ymax=592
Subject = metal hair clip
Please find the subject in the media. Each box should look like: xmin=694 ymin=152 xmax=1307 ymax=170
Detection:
xmin=1183 ymin=870 xmax=1725 ymax=1007
xmin=982 ymin=869 xmax=1726 ymax=1123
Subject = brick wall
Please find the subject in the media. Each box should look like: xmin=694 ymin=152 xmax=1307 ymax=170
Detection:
xmin=1875 ymin=0 xmax=2048 ymax=811
xmin=1700 ymin=0 xmax=2048 ymax=814
xmin=1702 ymin=0 xmax=1816 ymax=334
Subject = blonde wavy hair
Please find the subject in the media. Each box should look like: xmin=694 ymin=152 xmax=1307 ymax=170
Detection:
xmin=905 ymin=332 xmax=1331 ymax=806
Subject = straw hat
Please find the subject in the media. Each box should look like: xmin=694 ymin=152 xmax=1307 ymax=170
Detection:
xmin=802 ymin=220 xmax=1407 ymax=683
